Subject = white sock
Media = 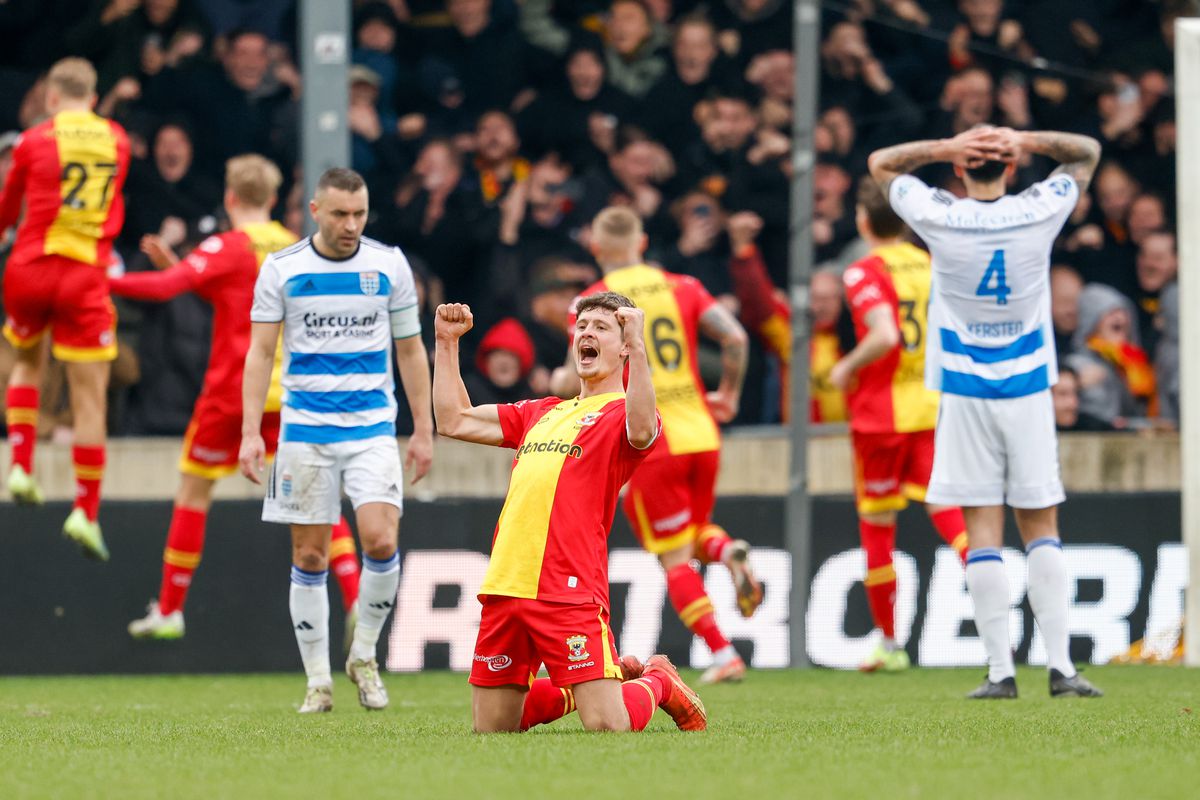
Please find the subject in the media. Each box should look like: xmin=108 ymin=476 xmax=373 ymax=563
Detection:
xmin=712 ymin=644 xmax=739 ymax=666
xmin=881 ymin=636 xmax=898 ymax=652
xmin=1026 ymin=537 xmax=1076 ymax=677
xmin=290 ymin=567 xmax=331 ymax=688
xmin=965 ymin=549 xmax=1014 ymax=683
xmin=350 ymin=551 xmax=400 ymax=662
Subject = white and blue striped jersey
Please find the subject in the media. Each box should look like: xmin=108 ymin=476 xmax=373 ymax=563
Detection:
xmin=250 ymin=236 xmax=421 ymax=443
xmin=889 ymin=173 xmax=1078 ymax=399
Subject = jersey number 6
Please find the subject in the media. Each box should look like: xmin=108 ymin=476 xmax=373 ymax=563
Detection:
xmin=650 ymin=316 xmax=682 ymax=371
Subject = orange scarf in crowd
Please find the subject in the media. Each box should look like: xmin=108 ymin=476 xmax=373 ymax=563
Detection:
xmin=1087 ymin=337 xmax=1157 ymax=414
xmin=477 ymin=157 xmax=531 ymax=204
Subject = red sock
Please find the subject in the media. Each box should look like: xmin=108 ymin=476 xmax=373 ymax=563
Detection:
xmin=860 ymin=519 xmax=897 ymax=638
xmin=72 ymin=445 xmax=105 ymax=521
xmin=695 ymin=523 xmax=733 ymax=564
xmin=929 ymin=507 xmax=969 ymax=564
xmin=520 ymin=679 xmax=573 ymax=731
xmin=5 ymin=385 xmax=38 ymax=472
xmin=329 ymin=516 xmax=361 ymax=611
xmin=158 ymin=506 xmax=206 ymax=615
xmin=666 ymin=563 xmax=731 ymax=653
xmin=623 ymin=674 xmax=668 ymax=731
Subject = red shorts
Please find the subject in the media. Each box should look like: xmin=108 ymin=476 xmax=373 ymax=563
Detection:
xmin=2 ymin=254 xmax=117 ymax=362
xmin=622 ymin=447 xmax=719 ymax=555
xmin=851 ymin=429 xmax=935 ymax=514
xmin=469 ymin=596 xmax=623 ymax=688
xmin=179 ymin=395 xmax=280 ymax=479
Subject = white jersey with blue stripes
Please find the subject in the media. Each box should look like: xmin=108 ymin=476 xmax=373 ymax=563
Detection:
xmin=888 ymin=173 xmax=1078 ymax=399
xmin=250 ymin=236 xmax=421 ymax=443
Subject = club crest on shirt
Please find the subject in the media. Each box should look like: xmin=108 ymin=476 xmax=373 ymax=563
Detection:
xmin=359 ymin=271 xmax=380 ymax=295
xmin=575 ymin=412 xmax=603 ymax=428
xmin=565 ymin=634 xmax=590 ymax=662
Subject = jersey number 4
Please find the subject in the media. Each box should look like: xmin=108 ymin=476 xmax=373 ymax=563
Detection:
xmin=975 ymin=249 xmax=1011 ymax=306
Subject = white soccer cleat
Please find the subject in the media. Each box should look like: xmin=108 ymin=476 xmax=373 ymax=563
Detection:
xmin=128 ymin=600 xmax=185 ymax=640
xmin=298 ymin=685 xmax=333 ymax=713
xmin=346 ymin=656 xmax=388 ymax=710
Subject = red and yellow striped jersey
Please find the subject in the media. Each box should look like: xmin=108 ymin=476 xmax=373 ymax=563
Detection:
xmin=0 ymin=110 xmax=130 ymax=268
xmin=480 ymin=393 xmax=659 ymax=608
xmin=843 ymin=242 xmax=940 ymax=433
xmin=573 ymin=264 xmax=719 ymax=455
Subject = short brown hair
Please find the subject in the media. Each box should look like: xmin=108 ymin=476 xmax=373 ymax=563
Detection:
xmin=856 ymin=177 xmax=904 ymax=239
xmin=316 ymin=167 xmax=366 ymax=195
xmin=47 ymin=57 xmax=97 ymax=99
xmin=592 ymin=205 xmax=643 ymax=244
xmin=575 ymin=291 xmax=635 ymax=316
xmin=226 ymin=154 xmax=282 ymax=208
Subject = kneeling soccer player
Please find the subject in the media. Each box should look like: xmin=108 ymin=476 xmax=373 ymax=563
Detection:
xmin=433 ymin=295 xmax=706 ymax=732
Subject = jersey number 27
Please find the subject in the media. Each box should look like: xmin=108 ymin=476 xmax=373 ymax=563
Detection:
xmin=975 ymin=250 xmax=1010 ymax=306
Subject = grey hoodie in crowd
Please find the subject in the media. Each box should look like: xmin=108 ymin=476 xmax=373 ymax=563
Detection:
xmin=1065 ymin=283 xmax=1146 ymax=426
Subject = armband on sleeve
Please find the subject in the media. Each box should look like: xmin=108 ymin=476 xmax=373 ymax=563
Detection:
xmin=390 ymin=304 xmax=421 ymax=339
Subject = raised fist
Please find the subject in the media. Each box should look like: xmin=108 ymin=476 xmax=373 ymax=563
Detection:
xmin=435 ymin=303 xmax=474 ymax=340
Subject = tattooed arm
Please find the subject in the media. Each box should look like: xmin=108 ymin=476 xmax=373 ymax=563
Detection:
xmin=1017 ymin=130 xmax=1101 ymax=193
xmin=868 ymin=127 xmax=1010 ymax=195
xmin=699 ymin=301 xmax=749 ymax=423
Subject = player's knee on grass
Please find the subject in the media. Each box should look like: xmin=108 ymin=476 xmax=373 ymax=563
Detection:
xmin=471 ymin=685 xmax=524 ymax=733
xmin=573 ymin=679 xmax=631 ymax=732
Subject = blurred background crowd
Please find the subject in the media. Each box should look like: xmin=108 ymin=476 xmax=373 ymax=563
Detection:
xmin=0 ymin=0 xmax=1190 ymax=438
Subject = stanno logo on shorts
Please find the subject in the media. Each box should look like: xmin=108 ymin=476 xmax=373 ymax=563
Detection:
xmin=566 ymin=634 xmax=590 ymax=662
xmin=359 ymin=271 xmax=380 ymax=295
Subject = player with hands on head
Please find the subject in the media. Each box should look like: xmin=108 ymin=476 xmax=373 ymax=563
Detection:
xmin=435 ymin=294 xmax=708 ymax=734
xmin=869 ymin=124 xmax=1103 ymax=699
xmin=240 ymin=167 xmax=433 ymax=714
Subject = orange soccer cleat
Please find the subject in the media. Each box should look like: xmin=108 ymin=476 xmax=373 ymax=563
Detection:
xmin=725 ymin=540 xmax=764 ymax=618
xmin=644 ymin=655 xmax=708 ymax=731
xmin=698 ymin=656 xmax=746 ymax=685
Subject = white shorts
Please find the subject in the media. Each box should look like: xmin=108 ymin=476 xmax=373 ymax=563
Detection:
xmin=926 ymin=389 xmax=1065 ymax=509
xmin=262 ymin=436 xmax=404 ymax=525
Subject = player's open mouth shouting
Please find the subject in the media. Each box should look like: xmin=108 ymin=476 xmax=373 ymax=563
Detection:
xmin=576 ymin=338 xmax=600 ymax=370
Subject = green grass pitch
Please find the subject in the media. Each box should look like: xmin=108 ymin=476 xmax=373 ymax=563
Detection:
xmin=2 ymin=666 xmax=1197 ymax=799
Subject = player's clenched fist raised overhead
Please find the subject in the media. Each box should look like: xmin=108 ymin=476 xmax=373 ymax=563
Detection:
xmin=614 ymin=306 xmax=646 ymax=347
xmin=435 ymin=303 xmax=474 ymax=340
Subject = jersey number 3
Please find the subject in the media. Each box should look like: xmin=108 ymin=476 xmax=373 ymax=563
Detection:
xmin=975 ymin=249 xmax=1010 ymax=306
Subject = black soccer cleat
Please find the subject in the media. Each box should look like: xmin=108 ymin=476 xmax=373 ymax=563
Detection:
xmin=966 ymin=675 xmax=1018 ymax=700
xmin=1049 ymin=669 xmax=1103 ymax=698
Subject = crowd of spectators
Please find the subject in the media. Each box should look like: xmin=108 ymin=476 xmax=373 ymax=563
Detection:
xmin=0 ymin=0 xmax=1192 ymax=439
